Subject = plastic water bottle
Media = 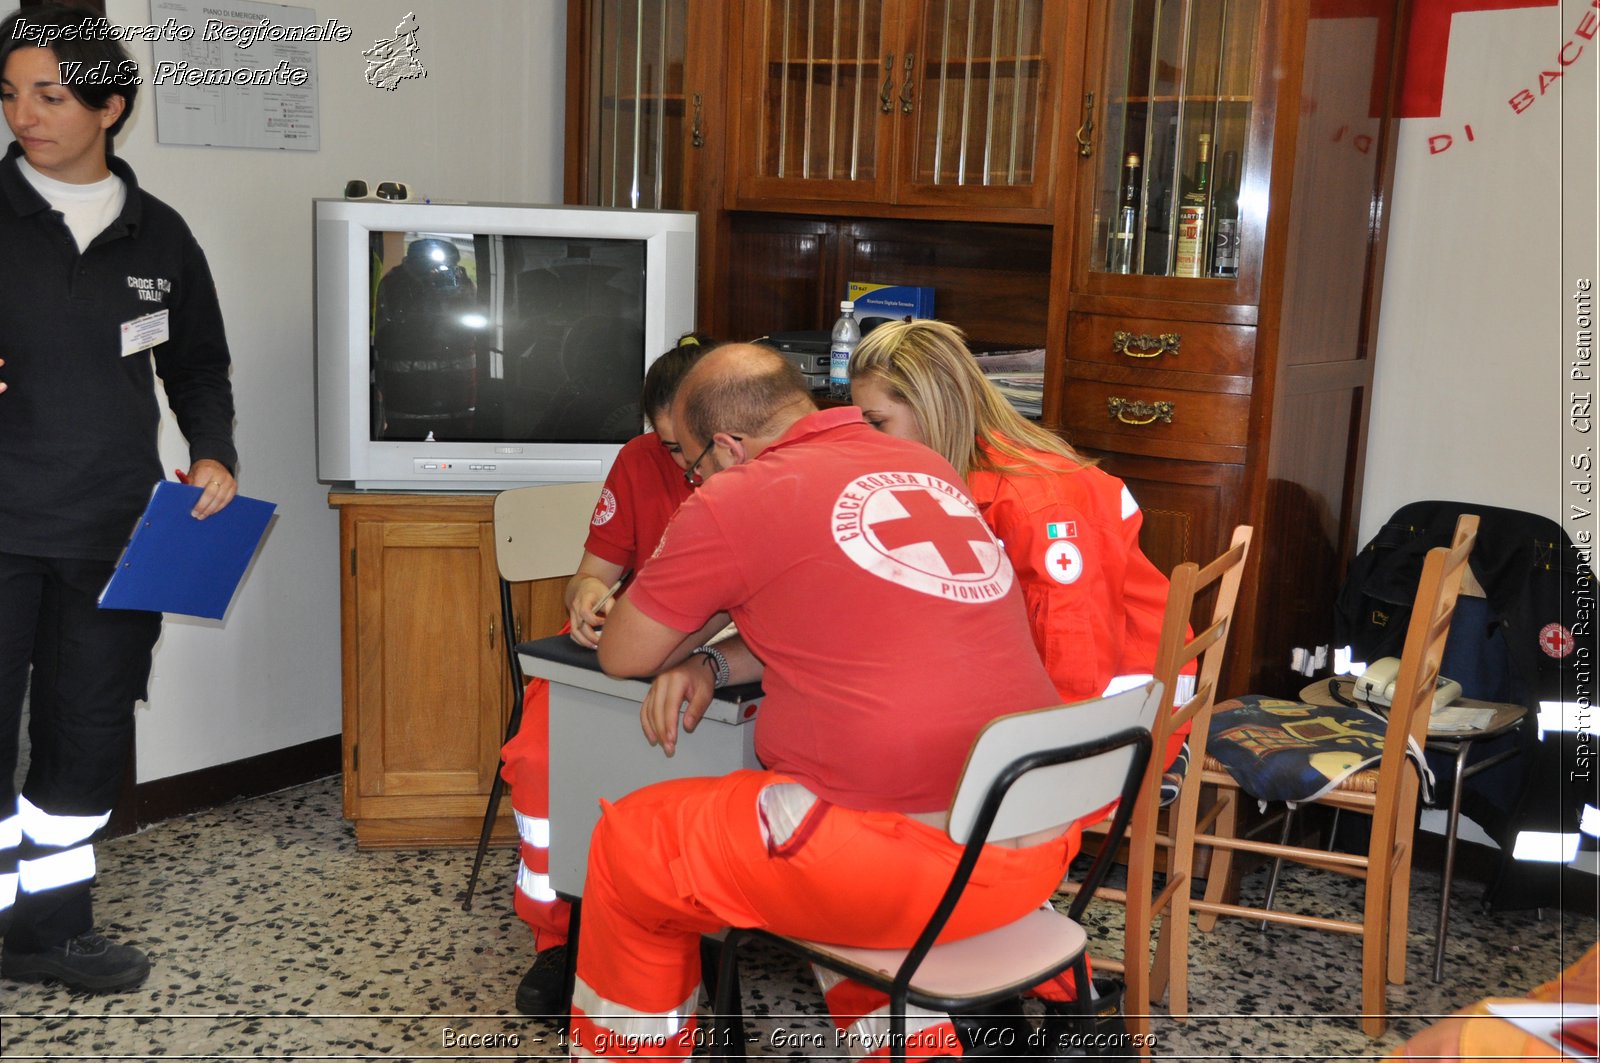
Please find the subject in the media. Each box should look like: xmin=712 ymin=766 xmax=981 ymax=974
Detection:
xmin=829 ymin=300 xmax=860 ymax=400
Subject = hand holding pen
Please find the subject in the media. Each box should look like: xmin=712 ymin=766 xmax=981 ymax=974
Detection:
xmin=567 ymin=574 xmax=626 ymax=650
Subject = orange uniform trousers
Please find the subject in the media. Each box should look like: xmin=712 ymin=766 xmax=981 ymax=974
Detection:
xmin=570 ymin=769 xmax=1078 ymax=1062
xmin=500 ymin=676 xmax=573 ymax=950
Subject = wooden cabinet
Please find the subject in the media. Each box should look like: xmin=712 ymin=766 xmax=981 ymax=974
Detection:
xmin=329 ymin=492 xmax=567 ymax=849
xmin=564 ymin=0 xmax=1406 ymax=698
xmin=1050 ymin=0 xmax=1406 ymax=695
xmin=564 ymin=0 xmax=730 ymax=333
xmin=728 ymin=0 xmax=1079 ymax=219
xmin=564 ymin=0 xmax=1081 ymax=338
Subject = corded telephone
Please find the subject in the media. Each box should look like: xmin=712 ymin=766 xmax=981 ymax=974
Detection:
xmin=1352 ymin=657 xmax=1463 ymax=712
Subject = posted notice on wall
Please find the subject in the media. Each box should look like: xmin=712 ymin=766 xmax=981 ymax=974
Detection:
xmin=148 ymin=0 xmax=332 ymax=151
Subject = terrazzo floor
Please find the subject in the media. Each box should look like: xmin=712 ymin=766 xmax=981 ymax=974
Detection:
xmin=0 ymin=776 xmax=1594 ymax=1061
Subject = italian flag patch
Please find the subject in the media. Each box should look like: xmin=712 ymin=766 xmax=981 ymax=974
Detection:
xmin=1045 ymin=521 xmax=1077 ymax=539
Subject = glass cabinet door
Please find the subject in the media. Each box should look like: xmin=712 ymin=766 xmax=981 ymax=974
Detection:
xmin=1086 ymin=0 xmax=1261 ymax=283
xmin=573 ymin=0 xmax=690 ymax=210
xmin=736 ymin=0 xmax=895 ymax=203
xmin=896 ymin=0 xmax=1062 ymax=210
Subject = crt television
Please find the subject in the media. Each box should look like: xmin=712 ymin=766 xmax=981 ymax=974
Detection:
xmin=314 ymin=199 xmax=696 ymax=490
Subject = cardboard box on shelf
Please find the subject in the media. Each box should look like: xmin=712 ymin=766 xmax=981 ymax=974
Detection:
xmin=846 ymin=283 xmax=935 ymax=330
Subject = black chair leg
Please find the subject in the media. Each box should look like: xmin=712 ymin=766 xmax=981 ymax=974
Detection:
xmin=462 ymin=580 xmax=526 ymax=912
xmin=1073 ymin=956 xmax=1097 ymax=1057
xmin=711 ymin=931 xmax=750 ymax=1063
xmin=462 ymin=770 xmax=509 ymax=912
xmin=890 ymin=994 xmax=908 ymax=1063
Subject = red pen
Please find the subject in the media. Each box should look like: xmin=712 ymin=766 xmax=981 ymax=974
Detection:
xmin=173 ymin=468 xmax=189 ymax=484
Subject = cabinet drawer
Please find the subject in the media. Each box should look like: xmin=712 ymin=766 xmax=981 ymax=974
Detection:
xmin=1068 ymin=313 xmax=1255 ymax=378
xmin=1061 ymin=378 xmax=1249 ymax=464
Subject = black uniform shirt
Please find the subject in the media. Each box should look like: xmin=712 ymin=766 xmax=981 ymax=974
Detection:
xmin=0 ymin=143 xmax=237 ymax=561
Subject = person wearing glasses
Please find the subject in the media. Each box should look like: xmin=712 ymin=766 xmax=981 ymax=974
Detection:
xmin=0 ymin=5 xmax=238 ymax=994
xmin=502 ymin=333 xmax=718 ymax=1015
xmin=569 ymin=343 xmax=1071 ymax=1061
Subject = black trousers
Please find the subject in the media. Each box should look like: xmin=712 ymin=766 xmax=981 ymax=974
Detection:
xmin=0 ymin=551 xmax=162 ymax=950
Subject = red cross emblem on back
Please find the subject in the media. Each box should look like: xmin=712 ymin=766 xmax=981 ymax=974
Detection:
xmin=832 ymin=473 xmax=1014 ymax=602
xmin=870 ymin=489 xmax=991 ymax=574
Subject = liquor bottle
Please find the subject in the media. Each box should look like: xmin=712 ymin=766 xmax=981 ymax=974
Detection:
xmin=1105 ymin=151 xmax=1141 ymax=274
xmin=1142 ymin=120 xmax=1178 ymax=275
xmin=1211 ymin=149 xmax=1241 ymax=278
xmin=828 ymin=300 xmax=860 ymax=399
xmin=1173 ymin=133 xmax=1213 ymax=278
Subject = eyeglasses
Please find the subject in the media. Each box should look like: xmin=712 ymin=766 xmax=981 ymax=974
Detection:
xmin=683 ymin=435 xmax=742 ymax=487
xmin=344 ymin=180 xmax=412 ymax=201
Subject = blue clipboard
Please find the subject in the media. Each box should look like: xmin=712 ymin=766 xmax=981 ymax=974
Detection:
xmin=98 ymin=481 xmax=276 ymax=619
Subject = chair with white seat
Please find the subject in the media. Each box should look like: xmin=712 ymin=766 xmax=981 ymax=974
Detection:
xmin=460 ymin=481 xmax=604 ymax=910
xmin=710 ymin=682 xmax=1165 ymax=1063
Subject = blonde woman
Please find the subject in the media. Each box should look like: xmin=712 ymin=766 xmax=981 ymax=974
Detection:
xmin=850 ymin=319 xmax=1181 ymax=738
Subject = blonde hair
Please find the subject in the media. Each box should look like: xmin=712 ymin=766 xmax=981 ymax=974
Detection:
xmin=850 ymin=319 xmax=1086 ymax=478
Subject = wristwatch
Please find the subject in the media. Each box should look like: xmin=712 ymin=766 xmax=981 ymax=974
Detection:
xmin=690 ymin=644 xmax=730 ymax=688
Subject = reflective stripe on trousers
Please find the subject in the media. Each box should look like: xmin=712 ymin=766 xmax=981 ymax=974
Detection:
xmin=815 ymin=967 xmax=963 ymax=1061
xmin=0 ymin=797 xmax=109 ymax=912
xmin=571 ymin=979 xmax=698 ymax=1060
xmin=515 ymin=810 xmax=557 ymax=903
xmin=0 ymin=811 xmax=18 ymax=910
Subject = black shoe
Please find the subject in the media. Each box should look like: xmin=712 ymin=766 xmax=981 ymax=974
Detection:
xmin=1 ymin=931 xmax=151 ymax=993
xmin=951 ymin=997 xmax=1038 ymax=1059
xmin=1042 ymin=979 xmax=1135 ymax=1061
xmin=515 ymin=944 xmax=569 ymax=1016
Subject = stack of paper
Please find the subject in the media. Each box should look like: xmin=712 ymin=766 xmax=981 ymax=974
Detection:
xmin=1429 ymin=704 xmax=1497 ymax=732
xmin=974 ymin=348 xmax=1046 ymax=420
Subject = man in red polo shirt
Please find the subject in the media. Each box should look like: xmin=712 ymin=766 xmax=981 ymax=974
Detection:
xmin=574 ymin=344 xmax=1072 ymax=1061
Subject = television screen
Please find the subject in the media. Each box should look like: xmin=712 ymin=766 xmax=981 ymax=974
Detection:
xmin=369 ymin=230 xmax=646 ymax=445
xmin=315 ymin=200 xmax=695 ymax=490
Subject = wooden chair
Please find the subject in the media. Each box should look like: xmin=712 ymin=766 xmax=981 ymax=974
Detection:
xmin=1175 ymin=514 xmax=1479 ymax=1037
xmin=710 ymin=684 xmax=1165 ymax=1063
xmin=460 ymin=481 xmax=603 ymax=910
xmin=1063 ymin=525 xmax=1252 ymax=1053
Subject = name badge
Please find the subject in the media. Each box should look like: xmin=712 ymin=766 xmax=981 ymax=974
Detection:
xmin=121 ymin=310 xmax=170 ymax=357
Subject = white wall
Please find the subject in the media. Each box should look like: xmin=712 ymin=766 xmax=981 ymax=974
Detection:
xmin=40 ymin=0 xmax=567 ymax=782
xmin=1363 ymin=0 xmax=1599 ymax=545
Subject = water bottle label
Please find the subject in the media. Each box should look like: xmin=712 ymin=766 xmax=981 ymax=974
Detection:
xmin=830 ymin=343 xmax=852 ymax=382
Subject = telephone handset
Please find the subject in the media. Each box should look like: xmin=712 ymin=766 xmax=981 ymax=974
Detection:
xmin=1352 ymin=657 xmax=1463 ymax=712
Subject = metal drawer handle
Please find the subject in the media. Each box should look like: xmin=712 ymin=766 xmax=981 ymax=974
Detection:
xmin=900 ymin=52 xmax=915 ymax=113
xmin=692 ymin=92 xmax=704 ymax=148
xmin=881 ymin=54 xmax=895 ymax=113
xmin=1113 ymin=330 xmax=1181 ymax=359
xmin=1076 ymin=92 xmax=1094 ymax=157
xmin=1107 ymin=397 xmax=1175 ymax=426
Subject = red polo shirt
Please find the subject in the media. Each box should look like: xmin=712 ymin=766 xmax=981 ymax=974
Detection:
xmin=626 ymin=407 xmax=1059 ymax=813
xmin=584 ymin=431 xmax=692 ymax=570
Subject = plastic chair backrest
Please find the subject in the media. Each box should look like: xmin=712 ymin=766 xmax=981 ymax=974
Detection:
xmin=492 ymin=483 xmax=606 ymax=583
xmin=947 ymin=683 xmax=1164 ymax=846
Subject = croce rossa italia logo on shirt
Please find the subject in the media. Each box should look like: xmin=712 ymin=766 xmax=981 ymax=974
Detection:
xmin=832 ymin=472 xmax=1014 ymax=602
xmin=591 ymin=487 xmax=617 ymax=527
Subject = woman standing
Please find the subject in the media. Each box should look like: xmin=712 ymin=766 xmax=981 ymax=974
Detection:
xmin=0 ymin=3 xmax=239 ymax=994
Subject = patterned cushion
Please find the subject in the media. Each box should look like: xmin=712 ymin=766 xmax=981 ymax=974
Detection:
xmin=1206 ymin=694 xmax=1432 ymax=805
